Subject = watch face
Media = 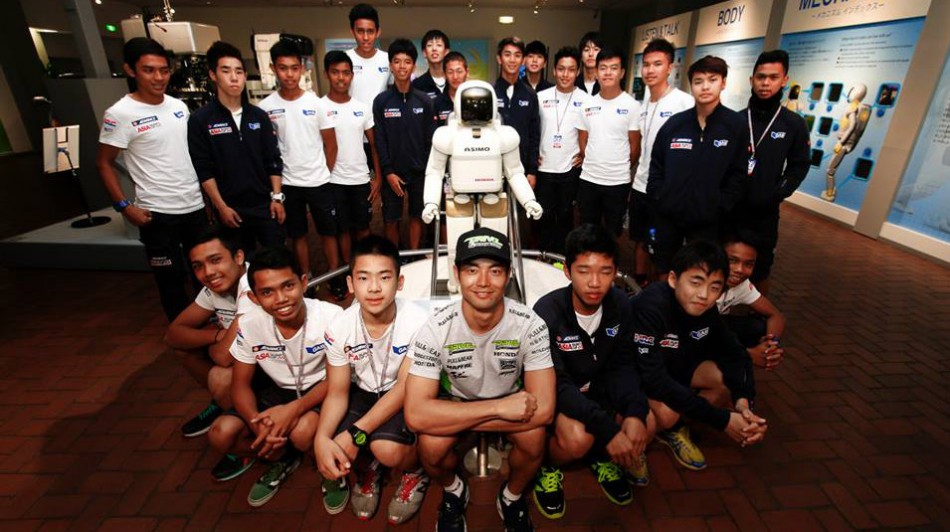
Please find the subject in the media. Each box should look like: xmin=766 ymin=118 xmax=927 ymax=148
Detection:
xmin=353 ymin=430 xmax=367 ymax=446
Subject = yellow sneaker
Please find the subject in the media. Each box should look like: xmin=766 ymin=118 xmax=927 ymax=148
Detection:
xmin=657 ymin=426 xmax=707 ymax=470
xmin=626 ymin=453 xmax=650 ymax=486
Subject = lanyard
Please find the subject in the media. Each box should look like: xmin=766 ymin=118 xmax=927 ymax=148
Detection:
xmin=554 ymin=89 xmax=574 ymax=134
xmin=358 ymin=309 xmax=396 ymax=396
xmin=747 ymin=106 xmax=782 ymax=159
xmin=642 ymin=85 xmax=672 ymax=142
xmin=272 ymin=310 xmax=307 ymax=399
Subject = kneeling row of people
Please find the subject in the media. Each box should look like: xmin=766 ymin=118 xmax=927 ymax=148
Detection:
xmin=164 ymin=223 xmax=778 ymax=531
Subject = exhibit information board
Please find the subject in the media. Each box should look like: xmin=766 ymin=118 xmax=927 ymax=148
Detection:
xmin=630 ymin=12 xmax=691 ymax=100
xmin=887 ymin=54 xmax=950 ymax=244
xmin=694 ymin=38 xmax=765 ymax=111
xmin=778 ymin=0 xmax=930 ymax=214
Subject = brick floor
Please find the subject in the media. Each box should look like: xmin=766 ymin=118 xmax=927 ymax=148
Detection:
xmin=0 ymin=203 xmax=948 ymax=531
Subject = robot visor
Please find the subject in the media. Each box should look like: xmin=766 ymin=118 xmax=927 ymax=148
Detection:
xmin=460 ymin=87 xmax=494 ymax=123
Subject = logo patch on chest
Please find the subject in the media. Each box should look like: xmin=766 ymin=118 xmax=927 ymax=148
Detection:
xmin=690 ymin=327 xmax=709 ymax=340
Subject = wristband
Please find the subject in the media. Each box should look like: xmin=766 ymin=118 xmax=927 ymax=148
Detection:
xmin=113 ymin=199 xmax=132 ymax=212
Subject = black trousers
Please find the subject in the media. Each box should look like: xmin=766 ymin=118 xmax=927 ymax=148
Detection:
xmin=535 ymin=168 xmax=580 ymax=254
xmin=138 ymin=209 xmax=208 ymax=321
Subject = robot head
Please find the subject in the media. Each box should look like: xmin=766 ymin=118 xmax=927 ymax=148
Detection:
xmin=847 ymin=83 xmax=867 ymax=103
xmin=455 ymin=80 xmax=497 ymax=125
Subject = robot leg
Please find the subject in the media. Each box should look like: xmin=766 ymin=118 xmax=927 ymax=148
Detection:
xmin=478 ymin=192 xmax=509 ymax=237
xmin=823 ymin=150 xmax=845 ymax=202
xmin=445 ymin=197 xmax=475 ymax=293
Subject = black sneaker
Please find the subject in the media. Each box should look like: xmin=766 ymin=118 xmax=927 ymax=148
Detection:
xmin=436 ymin=480 xmax=469 ymax=532
xmin=590 ymin=461 xmax=633 ymax=506
xmin=211 ymin=454 xmax=256 ymax=482
xmin=532 ymin=466 xmax=565 ymax=519
xmin=496 ymin=483 xmax=535 ymax=532
xmin=181 ymin=401 xmax=222 ymax=437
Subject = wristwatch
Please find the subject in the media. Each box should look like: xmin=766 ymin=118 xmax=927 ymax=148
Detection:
xmin=347 ymin=425 xmax=368 ymax=448
xmin=113 ymin=199 xmax=132 ymax=212
xmin=270 ymin=191 xmax=285 ymax=203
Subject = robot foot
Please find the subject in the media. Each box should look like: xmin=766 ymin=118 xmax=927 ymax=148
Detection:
xmin=820 ymin=188 xmax=837 ymax=202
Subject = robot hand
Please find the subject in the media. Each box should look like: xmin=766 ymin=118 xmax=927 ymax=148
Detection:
xmin=422 ymin=203 xmax=440 ymax=224
xmin=524 ymin=200 xmax=543 ymax=220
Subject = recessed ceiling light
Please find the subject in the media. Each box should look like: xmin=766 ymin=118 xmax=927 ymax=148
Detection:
xmin=498 ymin=15 xmax=514 ymax=24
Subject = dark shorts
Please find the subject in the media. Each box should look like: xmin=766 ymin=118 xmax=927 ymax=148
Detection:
xmin=331 ymin=183 xmax=373 ymax=233
xmin=284 ymin=184 xmax=337 ymax=237
xmin=381 ymin=171 xmax=425 ymax=222
xmin=627 ymin=189 xmax=652 ymax=242
xmin=222 ymin=382 xmax=320 ymax=427
xmin=336 ymin=387 xmax=416 ymax=446
xmin=576 ymin=180 xmax=630 ymax=236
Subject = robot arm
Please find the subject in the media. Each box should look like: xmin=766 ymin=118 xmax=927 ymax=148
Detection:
xmin=422 ymin=127 xmax=452 ymax=224
xmin=500 ymin=127 xmax=543 ymax=220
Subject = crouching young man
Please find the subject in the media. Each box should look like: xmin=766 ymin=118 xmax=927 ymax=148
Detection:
xmin=531 ymin=224 xmax=653 ymax=519
xmin=164 ymin=226 xmax=254 ymax=479
xmin=631 ymin=240 xmax=767 ymax=472
xmin=208 ymin=247 xmax=343 ymax=507
xmin=314 ymin=236 xmax=431 ymax=523
xmin=405 ymin=228 xmax=556 ymax=532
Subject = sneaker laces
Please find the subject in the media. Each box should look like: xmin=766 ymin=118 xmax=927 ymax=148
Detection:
xmin=395 ymin=472 xmax=423 ymax=502
xmin=358 ymin=466 xmax=379 ymax=495
xmin=260 ymin=460 xmax=289 ymax=487
xmin=537 ymin=468 xmax=564 ymax=493
xmin=593 ymin=461 xmax=623 ymax=483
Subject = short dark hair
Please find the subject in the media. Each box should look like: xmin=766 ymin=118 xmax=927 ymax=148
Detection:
xmin=123 ymin=37 xmax=167 ymax=69
xmin=578 ymin=31 xmax=603 ymax=51
xmin=671 ymin=240 xmax=729 ymax=280
xmin=754 ymin=49 xmax=789 ymax=75
xmin=525 ymin=40 xmax=548 ymax=60
xmin=207 ymin=41 xmax=244 ymax=71
xmin=422 ymin=29 xmax=450 ymax=50
xmin=351 ymin=235 xmax=401 ymax=276
xmin=564 ymin=224 xmax=618 ymax=270
xmin=688 ymin=55 xmax=728 ymax=81
xmin=497 ymin=37 xmax=525 ymax=56
xmin=388 ymin=38 xmax=418 ymax=63
xmin=596 ymin=45 xmax=624 ymax=67
xmin=247 ymin=246 xmax=302 ymax=294
xmin=443 ymin=51 xmax=467 ymax=69
xmin=191 ymin=225 xmax=242 ymax=257
xmin=722 ymin=230 xmax=762 ymax=255
xmin=554 ymin=46 xmax=581 ymax=68
xmin=643 ymin=38 xmax=675 ymax=64
xmin=324 ymin=50 xmax=352 ymax=72
xmin=349 ymin=3 xmax=379 ymax=29
xmin=269 ymin=39 xmax=302 ymax=65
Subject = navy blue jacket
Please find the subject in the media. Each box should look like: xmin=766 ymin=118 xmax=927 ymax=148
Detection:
xmin=647 ymin=104 xmax=747 ymax=225
xmin=373 ymin=86 xmax=436 ymax=178
xmin=575 ymin=75 xmax=600 ymax=96
xmin=188 ymin=99 xmax=281 ymax=220
xmin=629 ymin=282 xmax=755 ymax=431
xmin=433 ymin=92 xmax=454 ymax=128
xmin=493 ymin=77 xmax=541 ymax=175
xmin=534 ymin=286 xmax=648 ymax=448
xmin=412 ymin=72 xmax=445 ymax=100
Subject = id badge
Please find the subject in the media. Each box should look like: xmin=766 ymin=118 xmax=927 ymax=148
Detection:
xmin=747 ymin=157 xmax=757 ymax=176
xmin=552 ymin=133 xmax=563 ymax=149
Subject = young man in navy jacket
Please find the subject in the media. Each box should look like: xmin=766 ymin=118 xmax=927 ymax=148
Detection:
xmin=532 ymin=224 xmax=652 ymax=519
xmin=647 ymin=55 xmax=747 ymax=276
xmin=189 ymin=41 xmax=286 ymax=252
xmin=493 ymin=37 xmax=541 ymax=187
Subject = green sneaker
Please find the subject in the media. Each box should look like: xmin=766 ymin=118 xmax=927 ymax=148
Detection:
xmin=322 ymin=477 xmax=350 ymax=515
xmin=657 ymin=426 xmax=707 ymax=470
xmin=532 ymin=466 xmax=565 ymax=519
xmin=590 ymin=461 xmax=633 ymax=506
xmin=211 ymin=454 xmax=255 ymax=482
xmin=246 ymin=453 xmax=300 ymax=507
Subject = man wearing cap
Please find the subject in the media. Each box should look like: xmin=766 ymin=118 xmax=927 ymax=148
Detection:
xmin=404 ymin=227 xmax=555 ymax=532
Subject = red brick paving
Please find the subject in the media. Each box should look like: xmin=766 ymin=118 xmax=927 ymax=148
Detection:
xmin=0 ymin=203 xmax=948 ymax=530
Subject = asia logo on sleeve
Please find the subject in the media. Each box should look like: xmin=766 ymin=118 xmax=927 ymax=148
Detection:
xmin=173 ymin=111 xmax=185 ymax=119
xmin=713 ymin=139 xmax=729 ymax=147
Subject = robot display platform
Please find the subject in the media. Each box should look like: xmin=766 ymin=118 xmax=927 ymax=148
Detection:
xmin=0 ymin=208 xmax=147 ymax=271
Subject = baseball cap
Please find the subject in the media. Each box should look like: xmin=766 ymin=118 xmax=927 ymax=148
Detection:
xmin=455 ymin=227 xmax=511 ymax=267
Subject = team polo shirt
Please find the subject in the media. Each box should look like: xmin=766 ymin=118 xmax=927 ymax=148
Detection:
xmin=633 ymin=88 xmax=693 ymax=193
xmin=321 ymin=96 xmax=374 ymax=186
xmin=99 ymin=94 xmax=203 ymax=214
xmin=231 ymin=299 xmax=343 ymax=391
xmin=578 ymin=92 xmax=641 ymax=186
xmin=717 ymin=279 xmax=762 ymax=315
xmin=409 ymin=299 xmax=552 ymax=400
xmin=194 ymin=271 xmax=253 ymax=329
xmin=259 ymin=91 xmax=333 ymax=188
xmin=347 ymin=49 xmax=390 ymax=107
xmin=325 ymin=298 xmax=430 ymax=394
xmin=537 ymin=86 xmax=587 ymax=174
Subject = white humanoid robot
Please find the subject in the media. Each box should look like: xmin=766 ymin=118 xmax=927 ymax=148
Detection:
xmin=822 ymin=83 xmax=871 ymax=202
xmin=421 ymin=80 xmax=543 ymax=292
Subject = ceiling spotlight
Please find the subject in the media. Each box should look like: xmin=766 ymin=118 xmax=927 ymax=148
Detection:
xmin=95 ymin=0 xmax=102 ymax=4
xmin=498 ymin=15 xmax=513 ymax=24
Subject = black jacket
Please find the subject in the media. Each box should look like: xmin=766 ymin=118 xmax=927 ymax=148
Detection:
xmin=433 ymin=92 xmax=454 ymax=129
xmin=575 ymin=75 xmax=600 ymax=95
xmin=534 ymin=286 xmax=648 ymax=448
xmin=647 ymin=104 xmax=747 ymax=225
xmin=188 ymin=99 xmax=281 ymax=219
xmin=629 ymin=282 xmax=755 ymax=431
xmin=739 ymin=95 xmax=811 ymax=212
xmin=493 ymin=77 xmax=541 ymax=175
xmin=529 ymin=78 xmax=554 ymax=93
xmin=412 ymin=72 xmax=445 ymax=100
xmin=372 ymin=86 xmax=436 ymax=177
